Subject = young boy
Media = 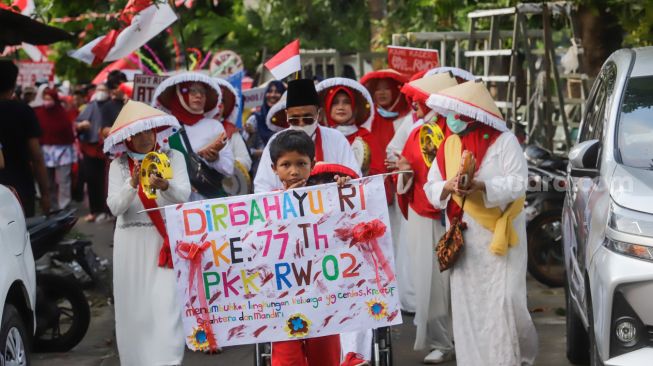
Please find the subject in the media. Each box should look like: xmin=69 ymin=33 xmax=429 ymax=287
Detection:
xmin=268 ymin=129 xmax=351 ymax=366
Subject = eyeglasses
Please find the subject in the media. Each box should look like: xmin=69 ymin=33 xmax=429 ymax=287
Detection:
xmin=287 ymin=116 xmax=317 ymax=125
xmin=185 ymin=86 xmax=206 ymax=96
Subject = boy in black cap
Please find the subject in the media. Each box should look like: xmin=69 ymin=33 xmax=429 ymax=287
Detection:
xmin=253 ymin=79 xmax=361 ymax=193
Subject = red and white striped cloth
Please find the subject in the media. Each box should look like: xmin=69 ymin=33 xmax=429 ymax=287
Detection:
xmin=69 ymin=0 xmax=177 ymax=66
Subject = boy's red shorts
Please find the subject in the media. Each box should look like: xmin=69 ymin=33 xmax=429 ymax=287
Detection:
xmin=271 ymin=334 xmax=340 ymax=366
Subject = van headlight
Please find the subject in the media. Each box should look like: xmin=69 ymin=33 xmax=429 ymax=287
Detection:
xmin=604 ymin=238 xmax=653 ymax=262
xmin=609 ymin=203 xmax=653 ymax=237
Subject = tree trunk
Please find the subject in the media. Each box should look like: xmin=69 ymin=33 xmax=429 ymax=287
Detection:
xmin=577 ymin=5 xmax=623 ymax=76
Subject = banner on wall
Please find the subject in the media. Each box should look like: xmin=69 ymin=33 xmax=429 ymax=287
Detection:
xmin=133 ymin=74 xmax=168 ymax=104
xmin=387 ymin=46 xmax=440 ymax=75
xmin=164 ymin=175 xmax=402 ymax=349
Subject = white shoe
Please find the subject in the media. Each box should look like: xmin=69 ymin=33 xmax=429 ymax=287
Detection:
xmin=423 ymin=349 xmax=453 ymax=364
xmin=95 ymin=213 xmax=113 ymax=224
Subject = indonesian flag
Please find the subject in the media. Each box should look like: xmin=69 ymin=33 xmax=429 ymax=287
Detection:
xmin=69 ymin=0 xmax=177 ymax=66
xmin=265 ymin=39 xmax=301 ymax=80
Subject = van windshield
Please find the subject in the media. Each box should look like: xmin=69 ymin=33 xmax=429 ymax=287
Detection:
xmin=617 ymin=76 xmax=653 ymax=169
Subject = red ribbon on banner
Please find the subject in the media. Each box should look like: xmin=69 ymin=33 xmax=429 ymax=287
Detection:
xmin=175 ymin=240 xmax=219 ymax=351
xmin=337 ymin=219 xmax=396 ymax=291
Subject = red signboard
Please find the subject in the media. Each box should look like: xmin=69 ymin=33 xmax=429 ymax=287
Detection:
xmin=16 ymin=61 xmax=55 ymax=87
xmin=387 ymin=46 xmax=440 ymax=75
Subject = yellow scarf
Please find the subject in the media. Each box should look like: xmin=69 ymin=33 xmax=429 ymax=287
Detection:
xmin=444 ymin=135 xmax=525 ymax=256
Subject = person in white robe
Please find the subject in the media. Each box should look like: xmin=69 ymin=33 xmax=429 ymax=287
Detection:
xmin=395 ymin=73 xmax=459 ymax=364
xmin=253 ymin=102 xmax=361 ymax=193
xmin=424 ymin=80 xmax=538 ymax=366
xmin=151 ymin=73 xmax=234 ymax=200
xmin=104 ymin=101 xmax=190 ymax=366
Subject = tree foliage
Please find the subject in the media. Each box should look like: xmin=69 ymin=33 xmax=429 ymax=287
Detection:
xmin=4 ymin=0 xmax=651 ymax=83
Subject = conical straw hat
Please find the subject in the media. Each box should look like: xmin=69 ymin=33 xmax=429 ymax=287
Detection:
xmin=426 ymin=79 xmax=507 ymax=132
xmin=359 ymin=68 xmax=408 ymax=87
xmin=425 ymin=66 xmax=476 ymax=81
xmin=316 ymin=77 xmax=374 ymax=128
xmin=266 ymin=92 xmax=288 ymax=132
xmin=151 ymin=72 xmax=222 ymax=119
xmin=103 ymin=100 xmax=181 ymax=155
xmin=400 ymin=72 xmax=458 ymax=103
xmin=214 ymin=78 xmax=241 ymax=126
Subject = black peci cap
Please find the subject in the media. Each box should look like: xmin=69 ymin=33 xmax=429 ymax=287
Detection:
xmin=286 ymin=79 xmax=320 ymax=108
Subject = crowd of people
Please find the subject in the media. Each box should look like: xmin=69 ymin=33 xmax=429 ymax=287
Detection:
xmin=0 ymin=57 xmax=538 ymax=366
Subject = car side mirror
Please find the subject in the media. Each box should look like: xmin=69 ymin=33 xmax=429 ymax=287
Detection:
xmin=569 ymin=139 xmax=600 ymax=178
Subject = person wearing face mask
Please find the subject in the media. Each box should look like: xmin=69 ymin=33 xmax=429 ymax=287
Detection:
xmin=389 ymin=73 xmax=458 ymax=364
xmin=253 ymin=78 xmax=360 ymax=193
xmin=104 ymin=100 xmax=190 ymax=366
xmin=315 ymin=77 xmax=384 ymax=178
xmin=360 ymin=69 xmax=410 ymax=153
xmin=76 ymin=83 xmax=113 ymax=222
xmin=33 ymin=87 xmax=77 ymax=211
xmin=152 ymin=72 xmax=234 ymax=200
xmin=424 ymin=80 xmax=538 ymax=366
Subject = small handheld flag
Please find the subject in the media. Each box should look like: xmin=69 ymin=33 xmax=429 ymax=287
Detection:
xmin=264 ymin=39 xmax=301 ymax=80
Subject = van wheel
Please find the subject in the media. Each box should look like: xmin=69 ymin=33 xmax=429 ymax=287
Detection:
xmin=565 ymin=281 xmax=589 ymax=364
xmin=1 ymin=304 xmax=31 ymax=366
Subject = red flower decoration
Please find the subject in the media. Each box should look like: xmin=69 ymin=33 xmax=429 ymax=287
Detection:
xmin=352 ymin=219 xmax=387 ymax=244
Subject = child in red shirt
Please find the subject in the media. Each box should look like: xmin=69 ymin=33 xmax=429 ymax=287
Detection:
xmin=268 ymin=130 xmax=353 ymax=366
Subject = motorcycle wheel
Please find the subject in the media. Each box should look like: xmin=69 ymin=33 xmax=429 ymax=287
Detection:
xmin=527 ymin=209 xmax=565 ymax=287
xmin=33 ymin=274 xmax=91 ymax=352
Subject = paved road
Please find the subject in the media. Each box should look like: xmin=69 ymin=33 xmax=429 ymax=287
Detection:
xmin=32 ymin=204 xmax=573 ymax=366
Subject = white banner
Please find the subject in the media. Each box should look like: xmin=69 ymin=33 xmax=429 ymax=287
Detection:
xmin=164 ymin=175 xmax=401 ymax=349
xmin=242 ymin=86 xmax=267 ymax=110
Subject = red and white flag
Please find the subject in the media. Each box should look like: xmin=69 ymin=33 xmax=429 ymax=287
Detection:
xmin=264 ymin=39 xmax=301 ymax=80
xmin=69 ymin=0 xmax=177 ymax=66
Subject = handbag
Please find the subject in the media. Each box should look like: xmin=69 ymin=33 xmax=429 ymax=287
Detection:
xmin=435 ymin=198 xmax=466 ymax=272
xmin=178 ymin=128 xmax=227 ymax=199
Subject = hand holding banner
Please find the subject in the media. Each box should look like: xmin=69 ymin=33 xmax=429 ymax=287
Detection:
xmin=164 ymin=175 xmax=402 ymax=348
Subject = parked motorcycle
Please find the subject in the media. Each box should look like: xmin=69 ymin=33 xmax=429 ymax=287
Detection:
xmin=27 ymin=209 xmax=108 ymax=352
xmin=524 ymin=145 xmax=567 ymax=287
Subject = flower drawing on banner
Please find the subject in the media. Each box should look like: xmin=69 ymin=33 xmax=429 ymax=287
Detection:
xmin=284 ymin=313 xmax=311 ymax=338
xmin=366 ymin=299 xmax=388 ymax=320
xmin=188 ymin=326 xmax=211 ymax=351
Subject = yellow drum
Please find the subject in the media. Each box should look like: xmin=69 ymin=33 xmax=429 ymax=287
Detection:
xmin=419 ymin=123 xmax=445 ymax=167
xmin=140 ymin=151 xmax=173 ymax=199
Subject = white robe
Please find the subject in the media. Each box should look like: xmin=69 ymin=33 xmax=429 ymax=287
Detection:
xmin=107 ymin=150 xmax=191 ymax=366
xmin=253 ymin=125 xmax=361 ymax=193
xmin=385 ymin=114 xmax=417 ymax=313
xmin=424 ymin=132 xmax=538 ymax=366
xmin=397 ymin=174 xmax=453 ymax=352
xmin=230 ymin=132 xmax=253 ymax=172
xmin=181 ymin=117 xmax=234 ymax=176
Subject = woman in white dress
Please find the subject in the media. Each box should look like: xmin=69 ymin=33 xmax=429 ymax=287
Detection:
xmin=424 ymin=80 xmax=538 ymax=366
xmin=104 ymin=101 xmax=191 ymax=366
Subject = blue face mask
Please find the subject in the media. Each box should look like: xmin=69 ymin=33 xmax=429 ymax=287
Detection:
xmin=377 ymin=107 xmax=399 ymax=119
xmin=446 ymin=113 xmax=469 ymax=134
xmin=127 ymin=151 xmax=148 ymax=161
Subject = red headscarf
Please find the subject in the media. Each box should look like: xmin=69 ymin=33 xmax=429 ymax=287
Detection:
xmin=167 ymin=82 xmax=205 ymax=126
xmin=324 ymin=86 xmax=356 ymax=127
xmin=35 ymin=88 xmax=75 ymax=145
